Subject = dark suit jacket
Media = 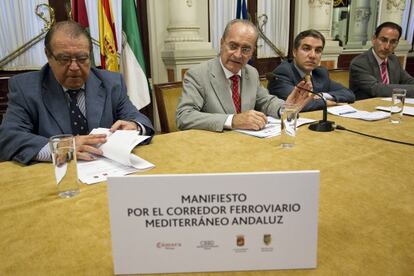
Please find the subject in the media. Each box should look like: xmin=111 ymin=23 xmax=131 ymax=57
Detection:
xmin=0 ymin=64 xmax=154 ymax=164
xmin=350 ymin=48 xmax=414 ymax=100
xmin=176 ymin=57 xmax=284 ymax=131
xmin=267 ymin=60 xmax=355 ymax=112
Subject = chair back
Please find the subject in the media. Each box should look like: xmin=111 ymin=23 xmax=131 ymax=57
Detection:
xmin=328 ymin=69 xmax=349 ymax=88
xmin=154 ymin=82 xmax=183 ymax=133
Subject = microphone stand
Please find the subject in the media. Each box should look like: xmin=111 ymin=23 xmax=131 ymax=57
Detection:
xmin=304 ymin=90 xmax=335 ymax=132
xmin=266 ymin=73 xmax=334 ymax=132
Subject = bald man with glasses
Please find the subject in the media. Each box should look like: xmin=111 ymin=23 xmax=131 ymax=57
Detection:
xmin=176 ymin=19 xmax=312 ymax=132
xmin=350 ymin=21 xmax=414 ymax=100
xmin=0 ymin=21 xmax=154 ymax=165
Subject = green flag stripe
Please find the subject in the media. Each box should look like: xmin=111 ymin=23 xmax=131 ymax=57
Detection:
xmin=122 ymin=0 xmax=146 ymax=74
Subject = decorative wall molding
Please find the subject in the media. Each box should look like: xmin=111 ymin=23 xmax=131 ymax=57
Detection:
xmin=386 ymin=0 xmax=406 ymax=11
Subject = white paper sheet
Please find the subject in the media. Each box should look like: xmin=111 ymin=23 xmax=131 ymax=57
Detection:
xmin=376 ymin=105 xmax=414 ymax=116
xmin=235 ymin=116 xmax=316 ymax=138
xmin=328 ymin=105 xmax=390 ymax=121
xmin=380 ymin=97 xmax=414 ymax=105
xmin=77 ymin=158 xmax=139 ymax=184
xmin=77 ymin=128 xmax=155 ymax=184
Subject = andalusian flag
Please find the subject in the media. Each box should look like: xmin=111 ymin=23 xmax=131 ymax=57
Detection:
xmin=121 ymin=0 xmax=150 ymax=109
xmin=98 ymin=0 xmax=119 ymax=71
xmin=71 ymin=0 xmax=95 ymax=66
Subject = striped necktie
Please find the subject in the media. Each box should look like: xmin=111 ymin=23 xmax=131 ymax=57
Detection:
xmin=230 ymin=75 xmax=241 ymax=113
xmin=67 ymin=89 xmax=88 ymax=135
xmin=380 ymin=61 xmax=389 ymax=85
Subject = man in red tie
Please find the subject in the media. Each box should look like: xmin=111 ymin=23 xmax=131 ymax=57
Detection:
xmin=176 ymin=19 xmax=312 ymax=132
xmin=350 ymin=22 xmax=414 ymax=100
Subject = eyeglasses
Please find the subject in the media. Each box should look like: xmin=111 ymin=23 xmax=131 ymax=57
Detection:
xmin=49 ymin=52 xmax=90 ymax=66
xmin=377 ymin=36 xmax=399 ymax=46
xmin=224 ymin=41 xmax=254 ymax=55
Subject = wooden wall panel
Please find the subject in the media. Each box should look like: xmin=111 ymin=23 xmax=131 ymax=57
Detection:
xmin=251 ymin=57 xmax=282 ymax=77
xmin=406 ymin=56 xmax=414 ymax=77
xmin=338 ymin=54 xmax=359 ymax=69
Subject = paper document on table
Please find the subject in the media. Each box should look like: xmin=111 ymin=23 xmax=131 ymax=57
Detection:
xmin=380 ymin=97 xmax=414 ymax=105
xmin=76 ymin=128 xmax=155 ymax=184
xmin=235 ymin=116 xmax=316 ymax=138
xmin=77 ymin=158 xmax=139 ymax=184
xmin=376 ymin=105 xmax=414 ymax=116
xmin=328 ymin=105 xmax=390 ymax=121
xmin=90 ymin=128 xmax=153 ymax=168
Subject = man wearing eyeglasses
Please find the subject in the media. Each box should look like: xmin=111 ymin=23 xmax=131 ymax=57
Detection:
xmin=176 ymin=19 xmax=312 ymax=132
xmin=0 ymin=21 xmax=154 ymax=165
xmin=350 ymin=22 xmax=414 ymax=100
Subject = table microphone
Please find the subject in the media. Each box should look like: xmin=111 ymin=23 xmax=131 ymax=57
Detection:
xmin=266 ymin=72 xmax=334 ymax=132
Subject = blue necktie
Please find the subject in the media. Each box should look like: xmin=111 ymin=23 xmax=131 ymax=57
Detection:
xmin=67 ymin=89 xmax=88 ymax=135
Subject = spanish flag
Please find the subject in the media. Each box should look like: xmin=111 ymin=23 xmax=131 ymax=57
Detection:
xmin=98 ymin=0 xmax=119 ymax=71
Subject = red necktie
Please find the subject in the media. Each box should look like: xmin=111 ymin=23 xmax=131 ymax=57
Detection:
xmin=230 ymin=75 xmax=241 ymax=113
xmin=380 ymin=61 xmax=389 ymax=85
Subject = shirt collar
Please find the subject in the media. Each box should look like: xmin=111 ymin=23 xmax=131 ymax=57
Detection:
xmin=220 ymin=57 xmax=241 ymax=79
xmin=62 ymin=85 xmax=85 ymax=92
xmin=293 ymin=62 xmax=310 ymax=79
xmin=371 ymin=48 xmax=387 ymax=66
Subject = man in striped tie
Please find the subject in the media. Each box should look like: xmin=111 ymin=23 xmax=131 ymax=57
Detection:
xmin=350 ymin=22 xmax=414 ymax=100
xmin=0 ymin=21 xmax=154 ymax=165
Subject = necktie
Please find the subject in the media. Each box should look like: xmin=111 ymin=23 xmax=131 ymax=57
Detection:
xmin=67 ymin=89 xmax=88 ymax=135
xmin=380 ymin=61 xmax=389 ymax=85
xmin=230 ymin=75 xmax=241 ymax=113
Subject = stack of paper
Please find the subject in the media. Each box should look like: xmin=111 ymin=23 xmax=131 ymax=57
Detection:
xmin=376 ymin=105 xmax=414 ymax=116
xmin=328 ymin=105 xmax=390 ymax=121
xmin=77 ymin=128 xmax=154 ymax=184
xmin=380 ymin=97 xmax=414 ymax=105
xmin=235 ymin=116 xmax=316 ymax=138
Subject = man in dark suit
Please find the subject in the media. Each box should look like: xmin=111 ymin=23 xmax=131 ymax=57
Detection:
xmin=0 ymin=21 xmax=154 ymax=165
xmin=350 ymin=22 xmax=414 ymax=100
xmin=268 ymin=29 xmax=355 ymax=112
xmin=176 ymin=19 xmax=312 ymax=132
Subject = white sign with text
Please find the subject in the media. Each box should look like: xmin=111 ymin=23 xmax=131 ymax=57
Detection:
xmin=107 ymin=171 xmax=319 ymax=275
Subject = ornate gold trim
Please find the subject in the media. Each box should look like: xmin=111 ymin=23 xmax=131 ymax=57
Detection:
xmin=0 ymin=4 xmax=55 ymax=68
xmin=256 ymin=14 xmax=286 ymax=59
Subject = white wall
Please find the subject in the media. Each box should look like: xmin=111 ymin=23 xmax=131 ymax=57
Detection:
xmin=147 ymin=0 xmax=210 ymax=84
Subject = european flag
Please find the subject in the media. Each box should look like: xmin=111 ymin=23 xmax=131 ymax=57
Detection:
xmin=236 ymin=0 xmax=248 ymax=19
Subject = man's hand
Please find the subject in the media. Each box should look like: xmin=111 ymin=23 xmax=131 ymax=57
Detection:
xmin=75 ymin=134 xmax=107 ymax=161
xmin=285 ymin=80 xmax=313 ymax=111
xmin=312 ymin=94 xmax=337 ymax=106
xmin=326 ymin=100 xmax=337 ymax=106
xmin=110 ymin=120 xmax=139 ymax=132
xmin=232 ymin=110 xmax=267 ymax=130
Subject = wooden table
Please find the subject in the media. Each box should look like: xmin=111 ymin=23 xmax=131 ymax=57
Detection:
xmin=0 ymin=99 xmax=413 ymax=275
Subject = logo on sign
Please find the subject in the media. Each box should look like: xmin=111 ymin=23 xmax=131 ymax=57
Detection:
xmin=156 ymin=242 xmax=182 ymax=250
xmin=236 ymin=235 xmax=245 ymax=247
xmin=197 ymin=240 xmax=219 ymax=250
xmin=263 ymin=234 xmax=272 ymax=246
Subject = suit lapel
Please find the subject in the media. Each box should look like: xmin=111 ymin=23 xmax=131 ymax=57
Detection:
xmin=387 ymin=55 xmax=399 ymax=84
xmin=367 ymin=49 xmax=382 ymax=81
xmin=311 ymin=70 xmax=324 ymax=92
xmin=84 ymin=70 xmax=106 ymax=130
xmin=240 ymin=67 xmax=252 ymax=112
xmin=42 ymin=67 xmax=72 ymax=134
xmin=209 ymin=58 xmax=235 ymax=114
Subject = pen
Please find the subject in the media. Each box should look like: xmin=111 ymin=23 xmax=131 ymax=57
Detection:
xmin=338 ymin=110 xmax=357 ymax=115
